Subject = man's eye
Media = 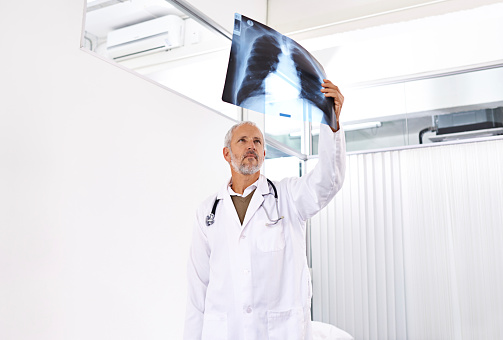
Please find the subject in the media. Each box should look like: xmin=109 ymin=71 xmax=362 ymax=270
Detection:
xmin=254 ymin=140 xmax=262 ymax=144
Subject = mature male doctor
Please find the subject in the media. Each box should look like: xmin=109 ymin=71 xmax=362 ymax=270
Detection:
xmin=184 ymin=80 xmax=346 ymax=340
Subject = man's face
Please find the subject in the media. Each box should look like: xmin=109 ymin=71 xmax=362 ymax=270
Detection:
xmin=225 ymin=124 xmax=265 ymax=175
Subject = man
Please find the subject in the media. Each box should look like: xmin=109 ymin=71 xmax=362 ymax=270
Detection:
xmin=184 ymin=80 xmax=346 ymax=340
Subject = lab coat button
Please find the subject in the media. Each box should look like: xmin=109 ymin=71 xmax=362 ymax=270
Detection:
xmin=246 ymin=306 xmax=252 ymax=314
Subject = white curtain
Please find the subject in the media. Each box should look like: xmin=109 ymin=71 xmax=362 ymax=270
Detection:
xmin=310 ymin=138 xmax=503 ymax=340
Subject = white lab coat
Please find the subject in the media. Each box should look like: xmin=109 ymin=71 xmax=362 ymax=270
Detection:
xmin=184 ymin=124 xmax=346 ymax=340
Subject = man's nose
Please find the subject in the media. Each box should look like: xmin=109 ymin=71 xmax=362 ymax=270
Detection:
xmin=247 ymin=141 xmax=256 ymax=150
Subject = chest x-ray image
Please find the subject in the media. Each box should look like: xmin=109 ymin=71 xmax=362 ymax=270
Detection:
xmin=222 ymin=13 xmax=336 ymax=130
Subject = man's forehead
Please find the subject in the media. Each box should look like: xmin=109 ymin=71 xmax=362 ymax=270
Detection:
xmin=233 ymin=124 xmax=263 ymax=140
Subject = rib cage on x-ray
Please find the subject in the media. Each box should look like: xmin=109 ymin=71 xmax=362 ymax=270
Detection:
xmin=235 ymin=34 xmax=332 ymax=125
xmin=290 ymin=46 xmax=334 ymax=119
xmin=222 ymin=14 xmax=335 ymax=129
xmin=236 ymin=35 xmax=282 ymax=106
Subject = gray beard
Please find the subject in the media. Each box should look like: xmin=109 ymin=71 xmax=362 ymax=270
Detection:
xmin=230 ymin=151 xmax=262 ymax=175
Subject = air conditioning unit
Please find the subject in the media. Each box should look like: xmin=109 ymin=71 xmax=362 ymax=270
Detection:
xmin=107 ymin=15 xmax=184 ymax=60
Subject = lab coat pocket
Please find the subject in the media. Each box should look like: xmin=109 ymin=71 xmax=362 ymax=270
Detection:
xmin=267 ymin=307 xmax=304 ymax=340
xmin=201 ymin=312 xmax=227 ymax=340
xmin=257 ymin=222 xmax=286 ymax=252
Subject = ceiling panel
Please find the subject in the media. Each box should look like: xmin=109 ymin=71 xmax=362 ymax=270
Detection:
xmin=267 ymin=0 xmax=446 ymax=34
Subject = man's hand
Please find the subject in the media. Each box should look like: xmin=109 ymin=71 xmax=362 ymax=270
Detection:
xmin=321 ymin=79 xmax=344 ymax=132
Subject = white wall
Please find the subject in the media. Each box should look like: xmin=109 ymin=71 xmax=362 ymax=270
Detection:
xmin=0 ymin=1 xmax=234 ymax=339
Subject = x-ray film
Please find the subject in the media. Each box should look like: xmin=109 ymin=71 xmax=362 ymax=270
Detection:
xmin=222 ymin=13 xmax=336 ymax=129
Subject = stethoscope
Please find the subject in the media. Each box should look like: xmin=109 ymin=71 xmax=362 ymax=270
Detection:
xmin=206 ymin=178 xmax=284 ymax=227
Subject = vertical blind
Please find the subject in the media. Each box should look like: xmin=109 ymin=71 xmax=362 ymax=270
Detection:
xmin=310 ymin=138 xmax=503 ymax=340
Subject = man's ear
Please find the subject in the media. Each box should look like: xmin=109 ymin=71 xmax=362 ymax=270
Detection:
xmin=223 ymin=147 xmax=231 ymax=163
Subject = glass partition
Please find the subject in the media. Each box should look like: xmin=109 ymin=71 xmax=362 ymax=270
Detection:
xmin=310 ymin=65 xmax=503 ymax=155
xmin=264 ymin=115 xmax=304 ymax=155
xmin=264 ymin=154 xmax=302 ymax=181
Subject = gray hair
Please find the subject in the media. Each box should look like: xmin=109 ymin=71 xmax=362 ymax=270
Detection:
xmin=224 ymin=121 xmax=264 ymax=149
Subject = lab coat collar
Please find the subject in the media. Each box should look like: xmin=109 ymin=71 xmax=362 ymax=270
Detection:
xmin=216 ymin=181 xmax=229 ymax=201
xmin=256 ymin=174 xmax=271 ymax=197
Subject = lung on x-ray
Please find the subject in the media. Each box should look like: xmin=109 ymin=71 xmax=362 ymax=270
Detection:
xmin=222 ymin=13 xmax=336 ymax=130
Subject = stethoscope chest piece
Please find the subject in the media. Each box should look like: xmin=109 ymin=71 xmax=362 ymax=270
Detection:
xmin=206 ymin=198 xmax=220 ymax=227
xmin=206 ymin=213 xmax=215 ymax=226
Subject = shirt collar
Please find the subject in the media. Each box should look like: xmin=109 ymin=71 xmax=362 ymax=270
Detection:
xmin=217 ymin=174 xmax=270 ymax=200
xmin=227 ymin=178 xmax=259 ymax=197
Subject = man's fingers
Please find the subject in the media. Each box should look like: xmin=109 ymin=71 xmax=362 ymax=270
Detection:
xmin=321 ymin=79 xmax=338 ymax=89
xmin=321 ymin=87 xmax=344 ymax=102
xmin=321 ymin=81 xmax=341 ymax=95
xmin=321 ymin=79 xmax=344 ymax=110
